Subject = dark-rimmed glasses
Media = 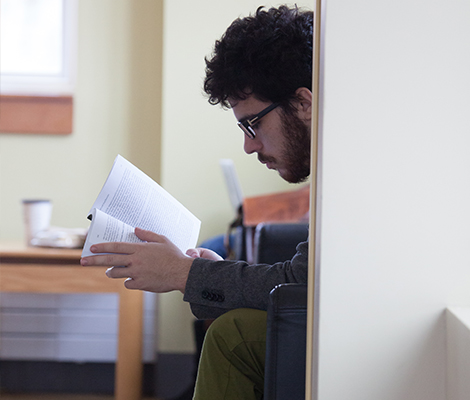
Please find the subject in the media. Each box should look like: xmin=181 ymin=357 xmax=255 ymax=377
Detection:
xmin=237 ymin=103 xmax=280 ymax=139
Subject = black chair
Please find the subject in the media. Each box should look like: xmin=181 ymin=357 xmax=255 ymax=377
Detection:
xmin=253 ymin=222 xmax=309 ymax=264
xmin=253 ymin=223 xmax=309 ymax=400
xmin=264 ymin=283 xmax=307 ymax=400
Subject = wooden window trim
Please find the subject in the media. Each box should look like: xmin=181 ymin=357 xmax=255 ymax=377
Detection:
xmin=0 ymin=95 xmax=73 ymax=135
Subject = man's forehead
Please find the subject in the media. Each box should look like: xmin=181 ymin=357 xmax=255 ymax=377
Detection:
xmin=228 ymin=91 xmax=267 ymax=108
xmin=228 ymin=96 xmax=244 ymax=109
xmin=229 ymin=95 xmax=271 ymax=119
xmin=230 ymin=102 xmax=255 ymax=122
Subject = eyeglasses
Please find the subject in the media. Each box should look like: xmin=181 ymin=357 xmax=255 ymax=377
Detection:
xmin=237 ymin=103 xmax=280 ymax=139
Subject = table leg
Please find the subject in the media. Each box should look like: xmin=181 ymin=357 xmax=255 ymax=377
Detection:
xmin=115 ymin=288 xmax=144 ymax=400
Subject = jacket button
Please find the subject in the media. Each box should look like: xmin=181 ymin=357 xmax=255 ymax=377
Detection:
xmin=202 ymin=290 xmax=210 ymax=299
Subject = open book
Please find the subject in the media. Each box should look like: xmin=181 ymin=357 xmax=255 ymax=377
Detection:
xmin=81 ymin=155 xmax=201 ymax=257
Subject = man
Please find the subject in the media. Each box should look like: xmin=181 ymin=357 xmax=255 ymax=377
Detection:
xmin=81 ymin=5 xmax=313 ymax=399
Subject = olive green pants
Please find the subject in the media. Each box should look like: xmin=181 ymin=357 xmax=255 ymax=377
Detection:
xmin=193 ymin=308 xmax=267 ymax=400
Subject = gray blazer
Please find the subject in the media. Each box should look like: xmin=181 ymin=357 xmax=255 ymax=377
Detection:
xmin=183 ymin=240 xmax=308 ymax=319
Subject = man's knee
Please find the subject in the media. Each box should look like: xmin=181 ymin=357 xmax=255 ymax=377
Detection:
xmin=207 ymin=308 xmax=267 ymax=336
xmin=205 ymin=308 xmax=267 ymax=353
xmin=195 ymin=309 xmax=268 ymax=399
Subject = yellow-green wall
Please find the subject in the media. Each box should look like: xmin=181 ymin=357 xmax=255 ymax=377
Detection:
xmin=0 ymin=0 xmax=312 ymax=353
xmin=159 ymin=0 xmax=314 ymax=353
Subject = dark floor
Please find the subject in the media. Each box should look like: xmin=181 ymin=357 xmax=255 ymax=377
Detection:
xmin=0 ymin=394 xmax=158 ymax=400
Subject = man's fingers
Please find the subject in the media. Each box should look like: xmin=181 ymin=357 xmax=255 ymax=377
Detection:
xmin=89 ymin=241 xmax=137 ymax=255
xmin=186 ymin=248 xmax=200 ymax=258
xmin=81 ymin=253 xmax=128 ymax=267
xmin=106 ymin=266 xmax=131 ymax=279
xmin=124 ymin=277 xmax=140 ymax=290
xmin=135 ymin=227 xmax=167 ymax=243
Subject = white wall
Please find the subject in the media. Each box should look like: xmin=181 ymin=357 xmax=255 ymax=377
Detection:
xmin=447 ymin=308 xmax=470 ymax=400
xmin=316 ymin=0 xmax=470 ymax=398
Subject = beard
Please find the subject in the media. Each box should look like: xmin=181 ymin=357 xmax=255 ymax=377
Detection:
xmin=278 ymin=109 xmax=311 ymax=183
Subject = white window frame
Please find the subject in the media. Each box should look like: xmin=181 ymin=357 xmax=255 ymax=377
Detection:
xmin=0 ymin=0 xmax=78 ymax=96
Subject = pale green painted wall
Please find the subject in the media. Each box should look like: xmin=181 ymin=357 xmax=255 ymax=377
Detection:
xmin=159 ymin=0 xmax=313 ymax=353
xmin=161 ymin=1 xmax=301 ymax=243
xmin=0 ymin=0 xmax=162 ymax=240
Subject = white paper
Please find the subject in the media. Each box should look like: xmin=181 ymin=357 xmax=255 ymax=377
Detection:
xmin=82 ymin=155 xmax=201 ymax=257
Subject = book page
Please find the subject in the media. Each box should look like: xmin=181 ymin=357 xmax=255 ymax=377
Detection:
xmin=82 ymin=208 xmax=143 ymax=257
xmin=84 ymin=155 xmax=201 ymax=254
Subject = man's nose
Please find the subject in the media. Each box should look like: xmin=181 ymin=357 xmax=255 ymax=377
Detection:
xmin=243 ymin=135 xmax=262 ymax=154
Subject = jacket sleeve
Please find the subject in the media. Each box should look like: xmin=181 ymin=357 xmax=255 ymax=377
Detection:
xmin=182 ymin=240 xmax=308 ymax=319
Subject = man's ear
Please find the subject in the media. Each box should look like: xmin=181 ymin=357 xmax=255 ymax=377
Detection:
xmin=294 ymin=87 xmax=313 ymax=122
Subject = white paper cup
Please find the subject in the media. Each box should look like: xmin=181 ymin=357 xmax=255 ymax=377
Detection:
xmin=22 ymin=199 xmax=53 ymax=246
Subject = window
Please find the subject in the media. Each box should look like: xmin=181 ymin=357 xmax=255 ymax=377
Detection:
xmin=0 ymin=0 xmax=77 ymax=134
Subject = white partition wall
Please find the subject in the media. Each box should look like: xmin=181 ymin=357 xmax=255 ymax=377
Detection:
xmin=314 ymin=0 xmax=470 ymax=399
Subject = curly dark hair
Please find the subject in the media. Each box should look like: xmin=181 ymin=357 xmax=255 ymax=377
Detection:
xmin=204 ymin=5 xmax=313 ymax=109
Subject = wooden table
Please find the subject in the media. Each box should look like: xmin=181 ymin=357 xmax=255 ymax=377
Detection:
xmin=0 ymin=242 xmax=143 ymax=400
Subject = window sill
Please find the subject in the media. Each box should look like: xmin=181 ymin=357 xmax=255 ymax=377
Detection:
xmin=0 ymin=95 xmax=73 ymax=135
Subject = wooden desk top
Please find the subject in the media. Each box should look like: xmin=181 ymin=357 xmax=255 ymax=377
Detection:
xmin=0 ymin=241 xmax=126 ymax=292
xmin=0 ymin=241 xmax=82 ymax=261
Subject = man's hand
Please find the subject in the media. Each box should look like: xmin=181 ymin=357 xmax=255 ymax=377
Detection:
xmin=186 ymin=247 xmax=224 ymax=261
xmin=80 ymin=227 xmax=193 ymax=293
